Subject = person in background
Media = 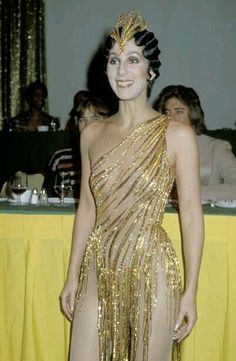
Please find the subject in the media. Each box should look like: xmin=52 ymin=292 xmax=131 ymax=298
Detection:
xmin=60 ymin=11 xmax=203 ymax=361
xmin=65 ymin=90 xmax=91 ymax=134
xmin=43 ymin=92 xmax=110 ymax=198
xmin=65 ymin=90 xmax=110 ymax=133
xmin=154 ymin=85 xmax=236 ymax=201
xmin=11 ymin=80 xmax=54 ymax=131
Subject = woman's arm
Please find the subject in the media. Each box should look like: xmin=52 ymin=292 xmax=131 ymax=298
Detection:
xmin=60 ymin=127 xmax=96 ymax=320
xmin=171 ymin=124 xmax=204 ymax=342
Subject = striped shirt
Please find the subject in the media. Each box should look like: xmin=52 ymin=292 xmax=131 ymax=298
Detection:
xmin=44 ymin=147 xmax=81 ymax=197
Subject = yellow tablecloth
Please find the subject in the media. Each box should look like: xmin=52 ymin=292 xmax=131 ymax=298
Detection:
xmin=0 ymin=210 xmax=235 ymax=361
xmin=163 ymin=213 xmax=236 ymax=361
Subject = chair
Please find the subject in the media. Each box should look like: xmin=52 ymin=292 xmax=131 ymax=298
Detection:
xmin=25 ymin=173 xmax=45 ymax=191
xmin=0 ymin=182 xmax=11 ymax=197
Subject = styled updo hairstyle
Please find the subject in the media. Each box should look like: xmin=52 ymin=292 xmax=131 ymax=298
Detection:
xmin=104 ymin=29 xmax=161 ymax=97
xmin=154 ymin=85 xmax=207 ymax=135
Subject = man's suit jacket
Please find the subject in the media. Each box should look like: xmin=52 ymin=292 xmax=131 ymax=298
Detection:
xmin=197 ymin=134 xmax=236 ymax=200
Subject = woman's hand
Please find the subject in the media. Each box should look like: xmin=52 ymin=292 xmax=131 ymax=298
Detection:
xmin=173 ymin=292 xmax=197 ymax=343
xmin=60 ymin=278 xmax=78 ymax=321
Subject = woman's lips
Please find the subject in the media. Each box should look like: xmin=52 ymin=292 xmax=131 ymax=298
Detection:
xmin=116 ymin=80 xmax=134 ymax=88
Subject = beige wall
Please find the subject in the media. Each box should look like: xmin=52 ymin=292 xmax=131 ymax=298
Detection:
xmin=45 ymin=0 xmax=236 ymax=129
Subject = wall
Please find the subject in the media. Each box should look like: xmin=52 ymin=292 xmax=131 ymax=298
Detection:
xmin=45 ymin=0 xmax=236 ymax=129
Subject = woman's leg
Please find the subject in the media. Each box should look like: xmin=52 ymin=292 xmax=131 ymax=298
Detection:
xmin=134 ymin=269 xmax=178 ymax=361
xmin=147 ymin=270 xmax=177 ymax=361
xmin=69 ymin=270 xmax=99 ymax=361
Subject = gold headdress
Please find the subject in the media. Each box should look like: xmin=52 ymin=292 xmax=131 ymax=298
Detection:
xmin=110 ymin=10 xmax=147 ymax=51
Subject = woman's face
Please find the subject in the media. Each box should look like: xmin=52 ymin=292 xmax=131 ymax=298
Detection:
xmin=79 ymin=106 xmax=103 ymax=132
xmin=106 ymin=38 xmax=152 ymax=101
xmin=164 ymin=97 xmax=190 ymax=125
xmin=29 ymin=88 xmax=45 ymax=110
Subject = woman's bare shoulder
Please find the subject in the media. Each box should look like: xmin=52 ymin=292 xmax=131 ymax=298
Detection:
xmin=167 ymin=119 xmax=196 ymax=144
xmin=80 ymin=116 xmax=116 ymax=147
xmin=165 ymin=120 xmax=198 ymax=165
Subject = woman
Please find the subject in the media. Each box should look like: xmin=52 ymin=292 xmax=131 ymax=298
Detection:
xmin=43 ymin=92 xmax=110 ymax=198
xmin=155 ymin=85 xmax=236 ymax=201
xmin=11 ymin=81 xmax=54 ymax=131
xmin=60 ymin=11 xmax=204 ymax=361
xmin=65 ymin=91 xmax=110 ymax=133
xmin=65 ymin=90 xmax=90 ymax=134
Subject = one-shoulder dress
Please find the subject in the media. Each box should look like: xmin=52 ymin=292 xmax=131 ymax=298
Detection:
xmin=70 ymin=116 xmax=182 ymax=361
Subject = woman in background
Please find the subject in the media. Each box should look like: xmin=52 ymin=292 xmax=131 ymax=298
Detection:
xmin=155 ymin=85 xmax=236 ymax=201
xmin=11 ymin=81 xmax=54 ymax=131
xmin=66 ymin=91 xmax=110 ymax=133
xmin=43 ymin=92 xmax=110 ymax=198
xmin=65 ymin=90 xmax=91 ymax=134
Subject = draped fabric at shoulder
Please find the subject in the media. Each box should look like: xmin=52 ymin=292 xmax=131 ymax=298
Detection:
xmin=75 ymin=115 xmax=182 ymax=361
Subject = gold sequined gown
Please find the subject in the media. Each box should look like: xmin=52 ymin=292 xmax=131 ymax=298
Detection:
xmin=70 ymin=116 xmax=182 ymax=361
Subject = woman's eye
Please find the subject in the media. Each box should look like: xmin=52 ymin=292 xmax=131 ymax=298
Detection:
xmin=90 ymin=115 xmax=100 ymax=120
xmin=128 ymin=57 xmax=139 ymax=64
xmin=109 ymin=57 xmax=119 ymax=65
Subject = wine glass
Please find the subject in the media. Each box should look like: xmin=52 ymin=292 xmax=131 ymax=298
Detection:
xmin=11 ymin=172 xmax=28 ymax=205
xmin=54 ymin=172 xmax=71 ymax=206
xmin=50 ymin=117 xmax=60 ymax=131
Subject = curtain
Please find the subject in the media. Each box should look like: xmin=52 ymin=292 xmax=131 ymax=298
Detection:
xmin=0 ymin=0 xmax=47 ymax=130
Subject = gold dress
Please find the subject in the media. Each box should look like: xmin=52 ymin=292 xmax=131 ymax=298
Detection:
xmin=70 ymin=116 xmax=182 ymax=361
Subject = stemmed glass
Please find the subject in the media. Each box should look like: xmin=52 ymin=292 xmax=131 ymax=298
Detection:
xmin=54 ymin=172 xmax=71 ymax=206
xmin=50 ymin=117 xmax=60 ymax=131
xmin=11 ymin=172 xmax=28 ymax=205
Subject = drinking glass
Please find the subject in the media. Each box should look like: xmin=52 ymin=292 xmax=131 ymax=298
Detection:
xmin=53 ymin=172 xmax=71 ymax=206
xmin=50 ymin=117 xmax=60 ymax=131
xmin=11 ymin=172 xmax=28 ymax=205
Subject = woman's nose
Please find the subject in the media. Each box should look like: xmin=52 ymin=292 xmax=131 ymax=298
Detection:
xmin=168 ymin=110 xmax=177 ymax=121
xmin=118 ymin=61 xmax=126 ymax=75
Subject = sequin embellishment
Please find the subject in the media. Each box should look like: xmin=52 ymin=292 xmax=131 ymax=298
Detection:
xmin=76 ymin=116 xmax=181 ymax=361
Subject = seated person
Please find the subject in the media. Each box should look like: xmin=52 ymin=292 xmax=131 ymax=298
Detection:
xmin=11 ymin=81 xmax=54 ymax=131
xmin=154 ymin=85 xmax=236 ymax=201
xmin=43 ymin=92 xmax=110 ymax=198
xmin=65 ymin=90 xmax=111 ymax=133
xmin=65 ymin=90 xmax=91 ymax=134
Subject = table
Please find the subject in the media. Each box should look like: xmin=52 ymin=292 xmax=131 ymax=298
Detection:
xmin=0 ymin=130 xmax=75 ymax=188
xmin=0 ymin=129 xmax=235 ymax=190
xmin=0 ymin=202 xmax=235 ymax=361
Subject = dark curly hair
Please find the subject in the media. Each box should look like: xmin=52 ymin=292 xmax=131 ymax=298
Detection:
xmin=154 ymin=85 xmax=207 ymax=135
xmin=103 ymin=29 xmax=161 ymax=97
xmin=25 ymin=81 xmax=48 ymax=104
